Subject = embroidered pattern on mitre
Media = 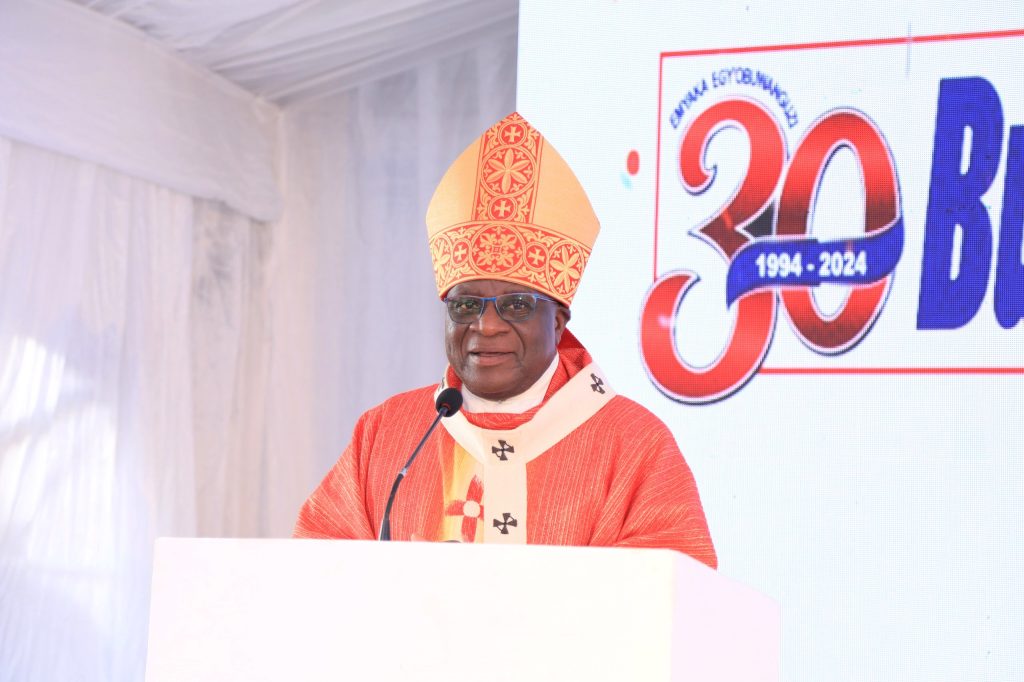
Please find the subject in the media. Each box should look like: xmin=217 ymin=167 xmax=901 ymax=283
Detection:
xmin=426 ymin=112 xmax=599 ymax=306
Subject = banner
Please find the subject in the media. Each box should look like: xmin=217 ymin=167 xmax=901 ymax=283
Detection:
xmin=519 ymin=3 xmax=1023 ymax=679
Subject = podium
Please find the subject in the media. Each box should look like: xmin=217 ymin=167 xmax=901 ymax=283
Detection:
xmin=146 ymin=538 xmax=779 ymax=681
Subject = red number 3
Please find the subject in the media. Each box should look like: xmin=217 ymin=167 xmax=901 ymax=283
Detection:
xmin=640 ymin=100 xmax=898 ymax=402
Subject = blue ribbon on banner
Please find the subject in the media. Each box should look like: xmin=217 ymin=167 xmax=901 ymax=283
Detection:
xmin=725 ymin=217 xmax=904 ymax=306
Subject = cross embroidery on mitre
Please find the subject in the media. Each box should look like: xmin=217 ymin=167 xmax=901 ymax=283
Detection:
xmin=444 ymin=475 xmax=485 ymax=543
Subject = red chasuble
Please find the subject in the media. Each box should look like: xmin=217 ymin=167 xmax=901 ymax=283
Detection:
xmin=294 ymin=332 xmax=717 ymax=569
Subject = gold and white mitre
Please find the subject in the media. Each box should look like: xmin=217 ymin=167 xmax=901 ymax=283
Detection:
xmin=425 ymin=112 xmax=601 ymax=306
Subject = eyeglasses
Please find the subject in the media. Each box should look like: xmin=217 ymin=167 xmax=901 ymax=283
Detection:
xmin=444 ymin=292 xmax=557 ymax=324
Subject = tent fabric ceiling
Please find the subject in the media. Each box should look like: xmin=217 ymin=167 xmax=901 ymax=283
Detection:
xmin=69 ymin=0 xmax=519 ymax=106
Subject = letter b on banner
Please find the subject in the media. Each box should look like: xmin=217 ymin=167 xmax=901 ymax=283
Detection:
xmin=918 ymin=76 xmax=1024 ymax=330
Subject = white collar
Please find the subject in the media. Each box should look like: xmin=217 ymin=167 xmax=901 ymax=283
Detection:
xmin=461 ymin=355 xmax=560 ymax=414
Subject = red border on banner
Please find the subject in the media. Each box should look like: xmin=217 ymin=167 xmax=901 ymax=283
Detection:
xmin=653 ymin=27 xmax=1024 ymax=377
xmin=660 ymin=28 xmax=1024 ymax=60
xmin=759 ymin=367 xmax=1024 ymax=375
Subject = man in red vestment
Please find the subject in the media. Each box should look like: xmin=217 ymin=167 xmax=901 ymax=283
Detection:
xmin=294 ymin=113 xmax=716 ymax=568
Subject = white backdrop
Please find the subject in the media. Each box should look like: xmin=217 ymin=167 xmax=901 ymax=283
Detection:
xmin=0 ymin=2 xmax=518 ymax=680
xmin=519 ymin=1 xmax=1023 ymax=680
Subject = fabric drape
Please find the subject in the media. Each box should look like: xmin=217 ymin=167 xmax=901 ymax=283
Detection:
xmin=0 ymin=0 xmax=282 ymax=222
xmin=0 ymin=137 xmax=276 ymax=680
xmin=0 ymin=13 xmax=517 ymax=682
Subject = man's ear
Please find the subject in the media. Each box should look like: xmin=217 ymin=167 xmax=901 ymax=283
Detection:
xmin=553 ymin=305 xmax=571 ymax=342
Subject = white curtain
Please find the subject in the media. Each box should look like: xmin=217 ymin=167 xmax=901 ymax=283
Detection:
xmin=0 ymin=11 xmax=517 ymax=682
xmin=0 ymin=137 xmax=275 ymax=680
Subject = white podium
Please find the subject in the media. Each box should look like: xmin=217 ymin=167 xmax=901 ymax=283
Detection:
xmin=146 ymin=538 xmax=779 ymax=681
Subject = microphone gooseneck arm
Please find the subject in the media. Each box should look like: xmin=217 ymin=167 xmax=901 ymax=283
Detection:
xmin=378 ymin=388 xmax=462 ymax=541
xmin=377 ymin=411 xmax=444 ymax=541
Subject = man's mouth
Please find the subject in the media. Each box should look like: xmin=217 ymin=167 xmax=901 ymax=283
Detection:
xmin=469 ymin=350 xmax=512 ymax=365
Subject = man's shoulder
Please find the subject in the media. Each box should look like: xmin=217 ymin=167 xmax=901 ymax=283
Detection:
xmin=590 ymin=395 xmax=688 ymax=466
xmin=617 ymin=392 xmax=669 ymax=418
xmin=584 ymin=391 xmax=666 ymax=427
xmin=581 ymin=392 xmax=674 ymax=441
xmin=361 ymin=384 xmax=439 ymax=420
xmin=348 ymin=384 xmax=441 ymax=444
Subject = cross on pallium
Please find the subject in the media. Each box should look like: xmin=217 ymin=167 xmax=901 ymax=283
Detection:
xmin=590 ymin=373 xmax=605 ymax=394
xmin=493 ymin=512 xmax=518 ymax=535
xmin=491 ymin=440 xmax=514 ymax=461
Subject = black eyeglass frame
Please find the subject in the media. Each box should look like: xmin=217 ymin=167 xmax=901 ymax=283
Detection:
xmin=443 ymin=292 xmax=559 ymax=324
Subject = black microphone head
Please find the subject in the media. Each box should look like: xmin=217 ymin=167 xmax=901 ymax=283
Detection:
xmin=435 ymin=387 xmax=463 ymax=417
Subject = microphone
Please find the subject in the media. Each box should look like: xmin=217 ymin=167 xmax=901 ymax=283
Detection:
xmin=378 ymin=387 xmax=463 ymax=541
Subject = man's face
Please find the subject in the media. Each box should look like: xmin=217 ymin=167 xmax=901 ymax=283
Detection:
xmin=445 ymin=279 xmax=570 ymax=401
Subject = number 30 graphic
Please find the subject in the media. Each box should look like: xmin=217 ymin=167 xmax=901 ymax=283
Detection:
xmin=640 ymin=98 xmax=900 ymax=403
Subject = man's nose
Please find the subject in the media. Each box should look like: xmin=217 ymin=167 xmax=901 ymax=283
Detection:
xmin=472 ymin=300 xmax=509 ymax=334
